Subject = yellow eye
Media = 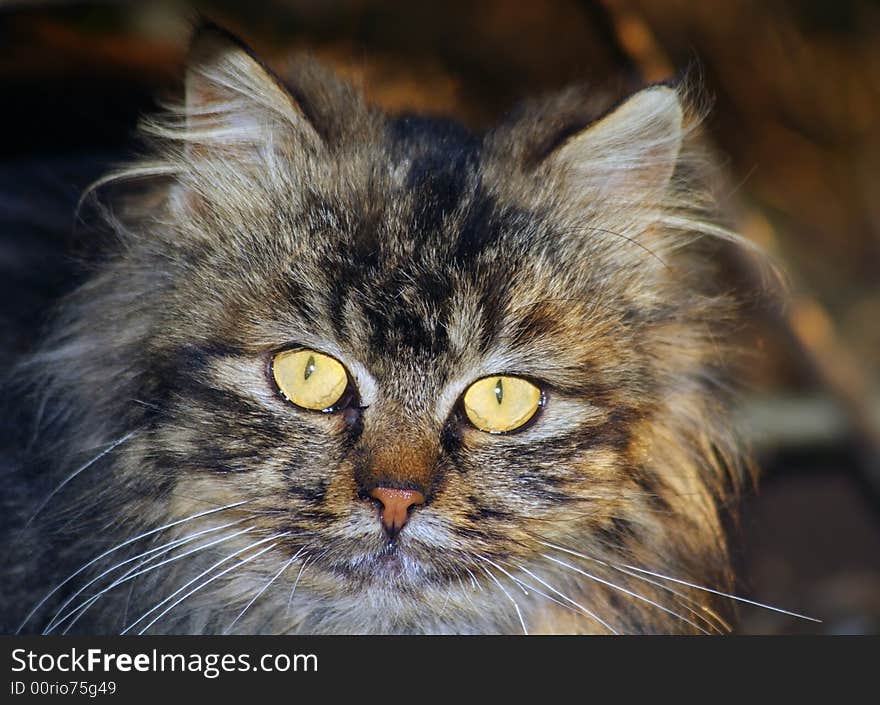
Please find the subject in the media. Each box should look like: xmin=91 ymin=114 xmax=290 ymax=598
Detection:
xmin=463 ymin=376 xmax=543 ymax=433
xmin=272 ymin=349 xmax=349 ymax=411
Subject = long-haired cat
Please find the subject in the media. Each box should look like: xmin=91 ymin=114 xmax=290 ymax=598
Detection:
xmin=4 ymin=24 xmax=758 ymax=634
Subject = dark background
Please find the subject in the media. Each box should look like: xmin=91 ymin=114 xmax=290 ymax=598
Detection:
xmin=1 ymin=0 xmax=878 ymax=634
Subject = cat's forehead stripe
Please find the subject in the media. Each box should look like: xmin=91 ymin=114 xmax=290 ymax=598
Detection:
xmin=387 ymin=115 xmax=482 ymax=238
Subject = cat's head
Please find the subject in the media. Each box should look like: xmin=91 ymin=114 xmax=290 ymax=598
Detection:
xmin=34 ymin=26 xmax=743 ymax=633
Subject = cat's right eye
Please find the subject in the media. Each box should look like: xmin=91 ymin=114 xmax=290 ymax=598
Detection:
xmin=272 ymin=349 xmax=350 ymax=411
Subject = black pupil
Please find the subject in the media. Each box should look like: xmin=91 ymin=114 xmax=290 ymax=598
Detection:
xmin=304 ymin=355 xmax=316 ymax=380
xmin=494 ymin=378 xmax=503 ymax=405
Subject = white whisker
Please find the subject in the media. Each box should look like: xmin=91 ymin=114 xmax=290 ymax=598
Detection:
xmin=509 ymin=561 xmax=619 ymax=634
xmin=59 ymin=556 xmax=157 ymax=636
xmin=134 ymin=540 xmax=282 ymax=635
xmin=541 ymin=553 xmax=709 ymax=634
xmin=121 ymin=532 xmax=287 ymax=635
xmin=536 ymin=539 xmax=729 ymax=633
xmin=70 ymin=552 xmax=161 ymax=636
xmin=620 ymin=564 xmax=821 ymax=623
xmin=48 ymin=524 xmax=255 ymax=634
xmin=224 ymin=549 xmax=304 ymax=635
xmin=487 ymin=556 xmax=614 ymax=632
xmin=463 ymin=566 xmax=482 ymax=592
xmin=611 ymin=564 xmax=730 ymax=634
xmin=476 ymin=555 xmax=529 ymax=596
xmin=286 ymin=554 xmax=312 ymax=614
xmin=44 ymin=519 xmax=250 ymax=633
xmin=120 ymin=562 xmax=139 ymax=630
xmin=537 ymin=539 xmax=819 ymax=624
xmin=26 ymin=431 xmax=138 ymax=526
xmin=478 ymin=563 xmax=528 ymax=635
xmin=17 ymin=499 xmax=252 ymax=633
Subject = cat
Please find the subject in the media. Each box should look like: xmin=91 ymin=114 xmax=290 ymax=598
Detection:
xmin=3 ymin=23 xmax=753 ymax=634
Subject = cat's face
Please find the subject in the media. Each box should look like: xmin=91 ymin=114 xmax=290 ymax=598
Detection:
xmin=31 ymin=28 xmax=740 ymax=634
xmin=152 ymin=144 xmax=649 ymax=599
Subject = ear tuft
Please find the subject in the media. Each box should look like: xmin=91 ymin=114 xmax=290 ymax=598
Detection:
xmin=182 ymin=24 xmax=320 ymax=157
xmin=548 ymin=85 xmax=685 ymax=205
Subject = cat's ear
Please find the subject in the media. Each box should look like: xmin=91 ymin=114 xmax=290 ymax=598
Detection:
xmin=546 ymin=85 xmax=684 ymax=204
xmin=182 ymin=24 xmax=322 ymax=161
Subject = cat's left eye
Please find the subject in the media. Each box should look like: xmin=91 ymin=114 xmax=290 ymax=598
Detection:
xmin=463 ymin=375 xmax=543 ymax=433
xmin=272 ymin=349 xmax=350 ymax=411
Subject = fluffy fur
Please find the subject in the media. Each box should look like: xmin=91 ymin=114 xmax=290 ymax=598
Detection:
xmin=2 ymin=26 xmax=748 ymax=634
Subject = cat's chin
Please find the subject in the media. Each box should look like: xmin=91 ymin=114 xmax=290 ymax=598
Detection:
xmin=328 ymin=539 xmax=456 ymax=594
xmin=355 ymin=550 xmax=413 ymax=590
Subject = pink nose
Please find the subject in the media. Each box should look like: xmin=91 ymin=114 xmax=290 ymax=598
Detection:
xmin=369 ymin=487 xmax=426 ymax=538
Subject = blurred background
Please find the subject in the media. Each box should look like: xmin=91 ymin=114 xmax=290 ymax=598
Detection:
xmin=1 ymin=0 xmax=878 ymax=634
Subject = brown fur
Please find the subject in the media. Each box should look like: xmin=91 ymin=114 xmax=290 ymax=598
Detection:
xmin=4 ymin=25 xmax=749 ymax=634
